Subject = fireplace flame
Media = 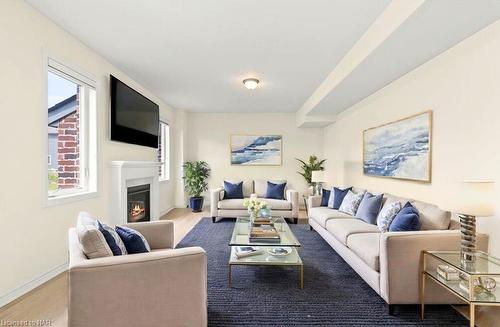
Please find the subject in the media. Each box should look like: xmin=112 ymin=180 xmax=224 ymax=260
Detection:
xmin=131 ymin=204 xmax=145 ymax=217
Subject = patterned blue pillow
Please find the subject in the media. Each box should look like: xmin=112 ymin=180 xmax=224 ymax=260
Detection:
xmin=389 ymin=202 xmax=421 ymax=232
xmin=377 ymin=201 xmax=402 ymax=232
xmin=96 ymin=220 xmax=127 ymax=256
xmin=223 ymin=181 xmax=244 ymax=199
xmin=266 ymin=182 xmax=286 ymax=200
xmin=332 ymin=187 xmax=352 ymax=209
xmin=338 ymin=190 xmax=365 ymax=215
xmin=115 ymin=226 xmax=151 ymax=254
xmin=321 ymin=189 xmax=330 ymax=207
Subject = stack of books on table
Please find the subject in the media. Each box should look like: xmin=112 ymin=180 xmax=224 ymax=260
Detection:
xmin=249 ymin=224 xmax=280 ymax=243
xmin=252 ymin=217 xmax=272 ymax=225
xmin=235 ymin=246 xmax=263 ymax=258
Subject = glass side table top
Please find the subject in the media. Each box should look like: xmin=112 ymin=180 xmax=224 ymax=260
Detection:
xmin=426 ymin=251 xmax=500 ymax=275
xmin=229 ymin=216 xmax=301 ymax=247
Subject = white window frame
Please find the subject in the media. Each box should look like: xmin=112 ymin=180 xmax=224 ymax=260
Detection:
xmin=158 ymin=121 xmax=170 ymax=182
xmin=42 ymin=54 xmax=99 ymax=207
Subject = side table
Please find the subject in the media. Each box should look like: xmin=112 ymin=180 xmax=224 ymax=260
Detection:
xmin=420 ymin=251 xmax=500 ymax=327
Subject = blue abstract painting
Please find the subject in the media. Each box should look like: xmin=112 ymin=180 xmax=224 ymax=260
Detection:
xmin=363 ymin=111 xmax=431 ymax=182
xmin=231 ymin=135 xmax=282 ymax=165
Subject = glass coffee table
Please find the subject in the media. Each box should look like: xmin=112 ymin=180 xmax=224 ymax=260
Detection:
xmin=228 ymin=216 xmax=303 ymax=289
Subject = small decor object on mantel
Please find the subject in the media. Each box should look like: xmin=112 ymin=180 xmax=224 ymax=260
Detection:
xmin=363 ymin=111 xmax=432 ymax=182
xmin=182 ymin=161 xmax=210 ymax=212
xmin=230 ymin=135 xmax=282 ymax=166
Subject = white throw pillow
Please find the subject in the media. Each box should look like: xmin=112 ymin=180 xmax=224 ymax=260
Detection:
xmin=377 ymin=201 xmax=402 ymax=232
xmin=76 ymin=212 xmax=113 ymax=259
xmin=338 ymin=190 xmax=365 ymax=215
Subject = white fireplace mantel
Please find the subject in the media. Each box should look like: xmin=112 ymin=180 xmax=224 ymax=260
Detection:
xmin=110 ymin=161 xmax=161 ymax=226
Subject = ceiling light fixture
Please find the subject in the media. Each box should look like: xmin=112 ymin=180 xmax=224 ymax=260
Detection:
xmin=242 ymin=78 xmax=259 ymax=90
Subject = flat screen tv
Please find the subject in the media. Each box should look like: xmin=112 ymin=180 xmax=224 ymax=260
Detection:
xmin=110 ymin=75 xmax=159 ymax=148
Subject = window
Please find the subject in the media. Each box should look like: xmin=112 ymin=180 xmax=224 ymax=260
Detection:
xmin=158 ymin=121 xmax=170 ymax=181
xmin=46 ymin=58 xmax=97 ymax=203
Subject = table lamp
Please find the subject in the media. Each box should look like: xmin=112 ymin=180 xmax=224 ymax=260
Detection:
xmin=311 ymin=170 xmax=324 ymax=196
xmin=446 ymin=181 xmax=495 ymax=263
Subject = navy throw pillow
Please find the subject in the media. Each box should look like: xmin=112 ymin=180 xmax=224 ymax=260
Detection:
xmin=223 ymin=181 xmax=244 ymax=199
xmin=389 ymin=202 xmax=421 ymax=232
xmin=96 ymin=220 xmax=126 ymax=256
xmin=332 ymin=187 xmax=352 ymax=210
xmin=266 ymin=182 xmax=286 ymax=200
xmin=321 ymin=189 xmax=330 ymax=207
xmin=115 ymin=226 xmax=151 ymax=254
xmin=355 ymin=192 xmax=384 ymax=225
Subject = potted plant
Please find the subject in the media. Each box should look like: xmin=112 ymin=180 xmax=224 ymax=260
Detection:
xmin=182 ymin=161 xmax=210 ymax=212
xmin=296 ymin=155 xmax=326 ymax=193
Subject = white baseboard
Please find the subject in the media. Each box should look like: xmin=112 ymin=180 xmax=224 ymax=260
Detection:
xmin=0 ymin=262 xmax=68 ymax=308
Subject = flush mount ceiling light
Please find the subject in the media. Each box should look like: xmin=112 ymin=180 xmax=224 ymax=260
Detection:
xmin=242 ymin=78 xmax=259 ymax=90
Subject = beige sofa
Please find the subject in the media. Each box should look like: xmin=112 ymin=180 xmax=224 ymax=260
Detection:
xmin=210 ymin=179 xmax=299 ymax=223
xmin=308 ymin=188 xmax=489 ymax=309
xmin=68 ymin=217 xmax=207 ymax=327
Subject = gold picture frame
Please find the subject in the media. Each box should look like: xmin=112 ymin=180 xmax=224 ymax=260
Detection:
xmin=230 ymin=134 xmax=283 ymax=166
xmin=363 ymin=110 xmax=432 ymax=182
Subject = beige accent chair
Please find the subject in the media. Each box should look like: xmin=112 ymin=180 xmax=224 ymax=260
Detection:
xmin=308 ymin=187 xmax=489 ymax=312
xmin=210 ymin=179 xmax=299 ymax=223
xmin=68 ymin=217 xmax=207 ymax=327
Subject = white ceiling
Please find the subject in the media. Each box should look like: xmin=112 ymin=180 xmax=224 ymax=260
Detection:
xmin=26 ymin=0 xmax=390 ymax=112
xmin=25 ymin=0 xmax=500 ymax=117
xmin=310 ymin=0 xmax=500 ymax=115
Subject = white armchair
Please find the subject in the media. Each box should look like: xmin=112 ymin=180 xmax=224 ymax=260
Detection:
xmin=68 ymin=219 xmax=207 ymax=327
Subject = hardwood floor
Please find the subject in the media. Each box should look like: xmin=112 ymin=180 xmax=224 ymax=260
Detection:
xmin=0 ymin=272 xmax=68 ymax=327
xmin=1 ymin=208 xmax=498 ymax=327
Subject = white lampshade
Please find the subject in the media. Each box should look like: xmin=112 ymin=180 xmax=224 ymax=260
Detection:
xmin=444 ymin=181 xmax=495 ymax=217
xmin=311 ymin=170 xmax=324 ymax=183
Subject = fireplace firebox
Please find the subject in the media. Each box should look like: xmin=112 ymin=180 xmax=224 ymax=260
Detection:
xmin=127 ymin=184 xmax=151 ymax=223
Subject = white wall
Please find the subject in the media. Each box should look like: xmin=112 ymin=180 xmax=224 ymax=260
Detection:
xmin=173 ymin=109 xmax=189 ymax=207
xmin=0 ymin=1 xmax=180 ymax=304
xmin=323 ymin=20 xmax=500 ymax=256
xmin=186 ymin=113 xmax=324 ymax=201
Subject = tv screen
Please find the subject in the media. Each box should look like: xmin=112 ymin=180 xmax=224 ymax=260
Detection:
xmin=110 ymin=75 xmax=159 ymax=148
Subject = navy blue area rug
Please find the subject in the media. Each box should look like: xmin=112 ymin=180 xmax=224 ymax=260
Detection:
xmin=177 ymin=218 xmax=467 ymax=326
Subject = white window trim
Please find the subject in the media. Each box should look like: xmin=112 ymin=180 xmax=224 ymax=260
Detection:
xmin=42 ymin=52 xmax=100 ymax=207
xmin=159 ymin=121 xmax=170 ymax=182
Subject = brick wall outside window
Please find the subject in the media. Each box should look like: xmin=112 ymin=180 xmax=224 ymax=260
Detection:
xmin=57 ymin=90 xmax=80 ymax=189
